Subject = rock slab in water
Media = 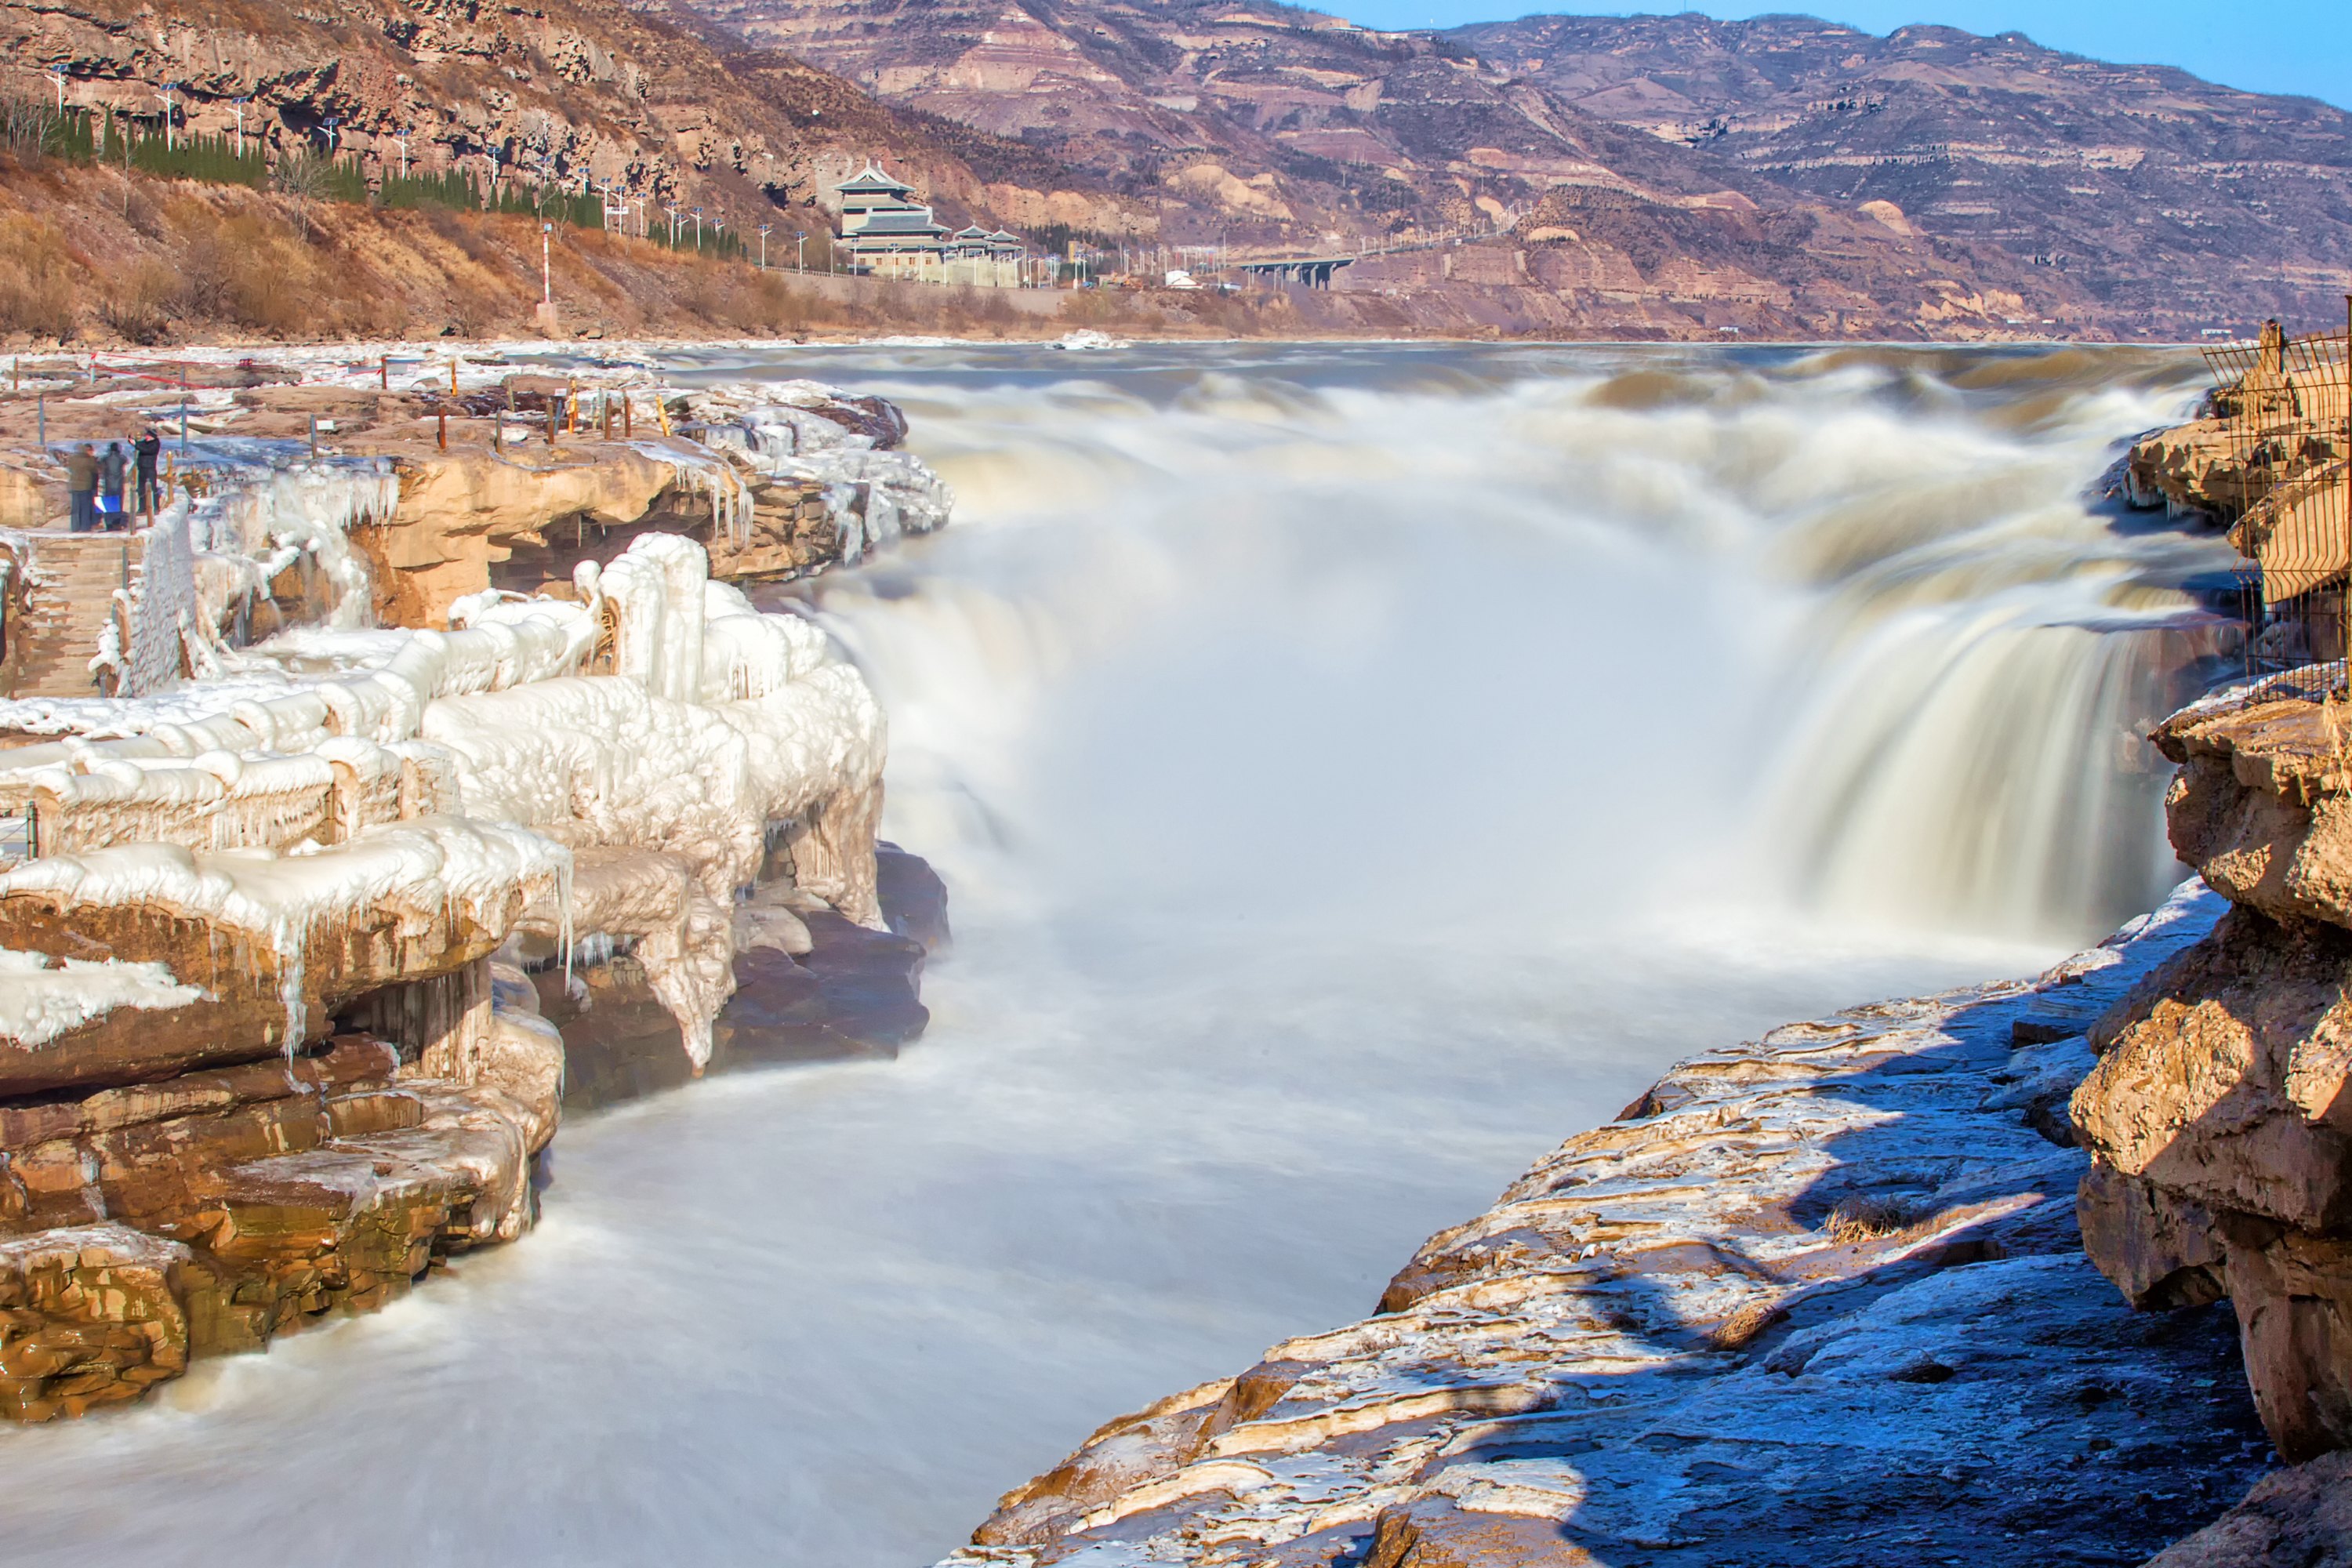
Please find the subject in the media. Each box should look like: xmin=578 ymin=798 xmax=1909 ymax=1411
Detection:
xmin=554 ymin=846 xmax=944 ymax=1110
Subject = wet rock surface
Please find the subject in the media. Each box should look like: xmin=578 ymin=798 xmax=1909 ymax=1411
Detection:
xmin=2143 ymin=1451 xmax=2352 ymax=1567
xmin=0 ymin=1000 xmax=563 ymax=1419
xmin=550 ymin=843 xmax=945 ymax=1112
xmin=946 ymin=887 xmax=2274 ymax=1567
xmin=2073 ymin=691 xmax=2352 ymax=1469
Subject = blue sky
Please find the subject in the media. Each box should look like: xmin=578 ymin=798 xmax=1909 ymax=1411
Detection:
xmin=1324 ymin=0 xmax=2351 ymax=110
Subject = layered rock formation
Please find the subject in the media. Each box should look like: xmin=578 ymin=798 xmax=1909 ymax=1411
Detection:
xmin=0 ymin=351 xmax=951 ymax=696
xmin=700 ymin=0 xmax=2352 ymax=337
xmin=2145 ymin=1450 xmax=2352 ymax=1566
xmin=0 ymin=0 xmax=1112 ymax=252
xmin=0 ymin=533 xmax=914 ymax=1416
xmin=12 ymin=0 xmax=2343 ymax=341
xmin=0 ymin=362 xmax=951 ymax=1420
xmin=2074 ymin=688 xmax=2352 ymax=1465
xmin=940 ymin=887 xmax=2275 ymax=1567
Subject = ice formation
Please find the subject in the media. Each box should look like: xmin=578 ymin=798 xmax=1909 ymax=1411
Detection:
xmin=182 ymin=448 xmax=402 ymax=629
xmin=0 ymin=530 xmax=888 ymax=1069
xmin=0 ymin=350 xmax=942 ymax=1423
xmin=0 ymin=950 xmax=202 ymax=1050
xmin=677 ymin=382 xmax=953 ymax=562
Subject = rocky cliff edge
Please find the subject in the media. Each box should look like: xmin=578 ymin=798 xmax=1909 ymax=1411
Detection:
xmin=2074 ymin=685 xmax=2352 ymax=1475
xmin=938 ymin=881 xmax=2304 ymax=1567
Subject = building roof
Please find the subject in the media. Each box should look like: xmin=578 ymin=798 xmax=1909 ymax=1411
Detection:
xmin=834 ymin=163 xmax=916 ymax=198
xmin=953 ymin=225 xmax=990 ymax=240
xmin=851 ymin=209 xmax=949 ymax=237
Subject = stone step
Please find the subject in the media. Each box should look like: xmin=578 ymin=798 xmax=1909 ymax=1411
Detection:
xmin=11 ymin=535 xmax=157 ymax=696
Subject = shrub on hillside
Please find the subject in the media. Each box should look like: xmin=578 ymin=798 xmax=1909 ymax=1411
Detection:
xmin=180 ymin=212 xmax=319 ymax=335
xmin=272 ymin=151 xmax=334 ymax=239
xmin=0 ymin=96 xmax=67 ymax=166
xmin=446 ymin=283 xmax=508 ymax=338
xmin=97 ymin=261 xmax=180 ymax=344
xmin=0 ymin=216 xmax=78 ymax=342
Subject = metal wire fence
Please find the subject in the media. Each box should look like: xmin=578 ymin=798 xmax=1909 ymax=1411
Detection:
xmin=2201 ymin=313 xmax=2352 ymax=702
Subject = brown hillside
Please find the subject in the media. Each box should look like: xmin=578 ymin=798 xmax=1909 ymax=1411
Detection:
xmin=689 ymin=0 xmax=2352 ymax=337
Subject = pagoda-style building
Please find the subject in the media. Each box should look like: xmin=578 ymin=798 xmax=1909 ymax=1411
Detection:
xmin=833 ymin=165 xmax=1026 ymax=286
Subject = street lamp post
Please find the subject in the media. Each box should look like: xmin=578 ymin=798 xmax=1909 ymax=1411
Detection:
xmin=691 ymin=206 xmax=704 ymax=249
xmin=232 ymin=97 xmax=247 ymax=158
xmin=542 ymin=222 xmax=554 ymax=306
xmin=796 ymin=231 xmax=807 ymax=273
xmin=757 ymin=223 xmax=771 ymax=269
xmin=49 ymin=69 xmax=65 ymax=114
xmin=155 ymin=86 xmax=174 ymax=151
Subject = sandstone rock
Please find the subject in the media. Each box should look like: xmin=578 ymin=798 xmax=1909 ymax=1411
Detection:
xmin=0 ymin=408 xmax=935 ymax=1426
xmin=0 ymin=827 xmax=550 ymax=1095
xmin=0 ymin=1225 xmax=193 ymax=1421
xmin=2072 ymin=909 xmax=2352 ymax=1232
xmin=2160 ymin=745 xmax=2352 ymax=930
xmin=481 ymin=960 xmax=564 ymax=1155
xmin=733 ymin=904 xmax=813 ymax=956
xmin=550 ymin=848 xmax=942 ymax=1109
xmin=2077 ymin=684 xmax=2352 ymax=1473
xmin=2212 ymin=1215 xmax=2352 ymax=1462
xmin=353 ymin=443 xmax=689 ymax=627
xmin=973 ymin=1377 xmax=1236 ymax=1548
xmin=2126 ymin=419 xmax=2250 ymax=520
xmin=2078 ymin=1163 xmax=2228 ymax=1311
xmin=877 ymin=841 xmax=952 ymax=953
xmin=2142 ymin=1451 xmax=2352 ymax=1566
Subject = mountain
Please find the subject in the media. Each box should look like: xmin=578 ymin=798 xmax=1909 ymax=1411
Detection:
xmin=681 ymin=0 xmax=2352 ymax=337
xmin=5 ymin=0 xmax=2346 ymax=340
xmin=1450 ymin=14 xmax=2352 ymax=329
xmin=0 ymin=0 xmax=1134 ymax=248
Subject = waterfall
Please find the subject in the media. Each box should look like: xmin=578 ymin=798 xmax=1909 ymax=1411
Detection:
xmin=793 ymin=341 xmax=2232 ymax=948
xmin=0 ymin=343 xmax=2241 ymax=1568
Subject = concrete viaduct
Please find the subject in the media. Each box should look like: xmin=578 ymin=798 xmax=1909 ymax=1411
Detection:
xmin=1232 ymin=255 xmax=1357 ymax=289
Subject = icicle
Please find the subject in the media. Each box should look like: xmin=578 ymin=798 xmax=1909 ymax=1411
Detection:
xmin=79 ymin=1149 xmax=109 ymax=1220
xmin=273 ymin=908 xmax=307 ymax=1061
xmin=558 ymin=852 xmax=575 ymax=990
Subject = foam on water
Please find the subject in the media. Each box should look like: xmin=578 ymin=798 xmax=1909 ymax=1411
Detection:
xmin=0 ymin=343 xmax=2236 ymax=1566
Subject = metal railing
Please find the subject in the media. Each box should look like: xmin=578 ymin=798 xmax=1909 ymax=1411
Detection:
xmin=0 ymin=804 xmax=33 ymax=868
xmin=2202 ymin=309 xmax=2352 ymax=701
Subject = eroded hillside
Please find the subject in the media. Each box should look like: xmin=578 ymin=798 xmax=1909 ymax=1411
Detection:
xmin=689 ymin=0 xmax=2352 ymax=336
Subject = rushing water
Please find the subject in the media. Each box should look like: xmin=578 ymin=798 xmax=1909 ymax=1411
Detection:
xmin=0 ymin=343 xmax=2238 ymax=1565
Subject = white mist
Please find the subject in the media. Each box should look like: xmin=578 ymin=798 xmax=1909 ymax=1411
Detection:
xmin=0 ymin=343 xmax=2231 ymax=1567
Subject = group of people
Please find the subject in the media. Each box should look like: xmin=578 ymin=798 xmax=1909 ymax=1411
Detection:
xmin=60 ymin=431 xmax=164 ymax=533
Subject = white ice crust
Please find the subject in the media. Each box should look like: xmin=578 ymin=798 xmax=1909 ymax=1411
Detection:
xmin=0 ymin=950 xmax=205 ymax=1051
xmin=0 ymin=531 xmax=891 ymax=1067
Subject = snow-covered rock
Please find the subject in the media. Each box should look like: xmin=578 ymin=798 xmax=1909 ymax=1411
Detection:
xmin=945 ymin=883 xmax=2275 ymax=1567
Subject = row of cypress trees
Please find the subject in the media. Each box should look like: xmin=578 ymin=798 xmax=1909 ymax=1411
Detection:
xmin=34 ymin=105 xmax=746 ymax=255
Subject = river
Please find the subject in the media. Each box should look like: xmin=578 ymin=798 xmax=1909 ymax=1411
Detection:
xmin=0 ymin=343 xmax=2237 ymax=1565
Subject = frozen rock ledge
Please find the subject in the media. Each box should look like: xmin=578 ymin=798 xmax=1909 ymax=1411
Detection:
xmin=941 ymin=884 xmax=2285 ymax=1568
xmin=0 ymin=527 xmax=935 ymax=1419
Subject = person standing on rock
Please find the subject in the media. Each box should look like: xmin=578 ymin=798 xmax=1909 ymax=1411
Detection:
xmin=97 ymin=441 xmax=128 ymax=530
xmin=64 ymin=443 xmax=98 ymax=533
xmin=133 ymin=429 xmax=162 ymax=517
